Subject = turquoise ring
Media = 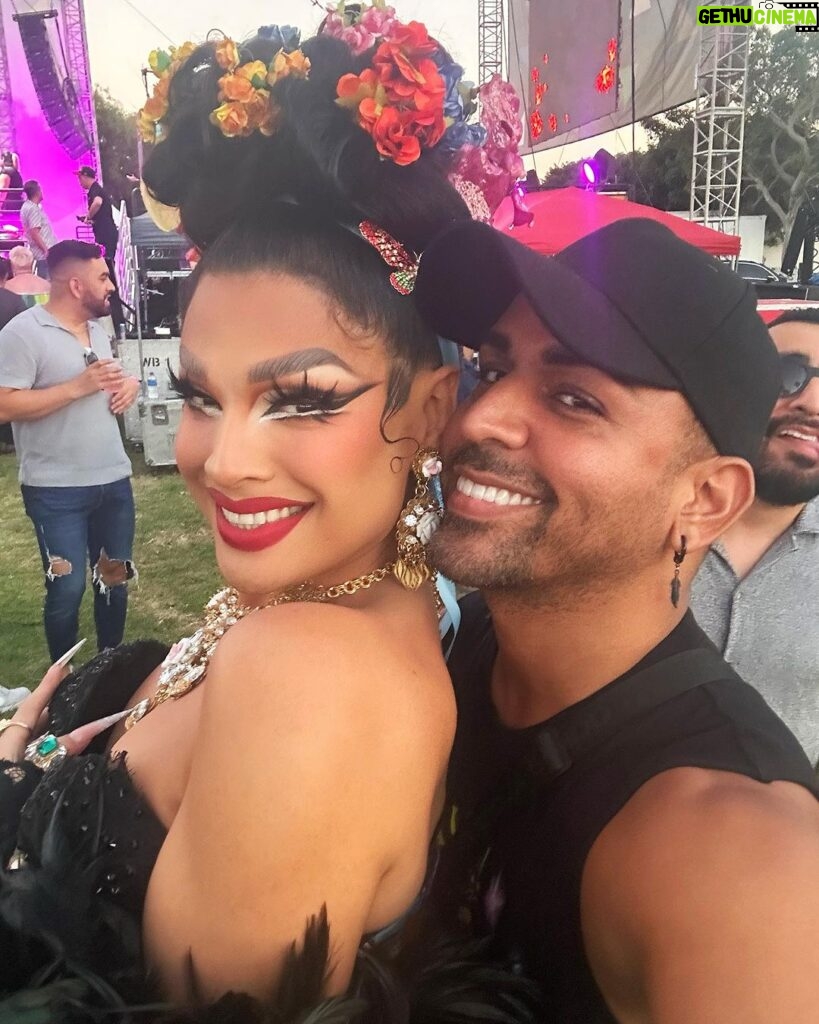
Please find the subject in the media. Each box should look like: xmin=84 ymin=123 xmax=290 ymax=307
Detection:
xmin=24 ymin=733 xmax=67 ymax=770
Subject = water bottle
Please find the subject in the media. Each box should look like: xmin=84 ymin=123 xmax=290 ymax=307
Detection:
xmin=146 ymin=371 xmax=159 ymax=401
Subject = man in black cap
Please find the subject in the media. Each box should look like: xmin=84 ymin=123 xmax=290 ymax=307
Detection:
xmin=415 ymin=219 xmax=819 ymax=1023
xmin=76 ymin=166 xmax=123 ymax=329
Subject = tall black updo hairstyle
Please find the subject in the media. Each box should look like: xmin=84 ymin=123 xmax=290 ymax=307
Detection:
xmin=142 ymin=30 xmax=471 ymax=426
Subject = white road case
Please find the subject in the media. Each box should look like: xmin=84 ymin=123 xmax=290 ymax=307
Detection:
xmin=141 ymin=398 xmax=185 ymax=468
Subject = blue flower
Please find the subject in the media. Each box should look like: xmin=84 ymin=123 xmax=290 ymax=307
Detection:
xmin=257 ymin=24 xmax=301 ymax=52
xmin=439 ymin=121 xmax=487 ymax=153
xmin=436 ymin=57 xmax=467 ymax=123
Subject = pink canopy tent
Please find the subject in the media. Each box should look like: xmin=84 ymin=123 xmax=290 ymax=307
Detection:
xmin=492 ymin=187 xmax=741 ymax=257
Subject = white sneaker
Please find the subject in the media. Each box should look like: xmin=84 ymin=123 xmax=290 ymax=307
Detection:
xmin=0 ymin=686 xmax=31 ymax=714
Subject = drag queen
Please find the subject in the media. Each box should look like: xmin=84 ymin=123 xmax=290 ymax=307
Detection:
xmin=0 ymin=5 xmax=533 ymax=1021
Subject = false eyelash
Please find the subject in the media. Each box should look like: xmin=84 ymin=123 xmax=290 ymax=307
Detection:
xmin=168 ymin=366 xmax=213 ymax=405
xmin=267 ymin=373 xmax=340 ymax=411
xmin=265 ymin=373 xmax=375 ymax=417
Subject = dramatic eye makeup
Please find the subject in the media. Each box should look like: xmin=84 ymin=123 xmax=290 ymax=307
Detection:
xmin=264 ymin=374 xmax=377 ymax=421
xmin=168 ymin=366 xmax=377 ymax=422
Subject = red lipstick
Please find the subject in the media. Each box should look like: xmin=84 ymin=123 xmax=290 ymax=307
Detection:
xmin=208 ymin=488 xmax=312 ymax=553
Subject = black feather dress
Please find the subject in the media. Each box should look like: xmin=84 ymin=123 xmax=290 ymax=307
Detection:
xmin=0 ymin=644 xmax=541 ymax=1024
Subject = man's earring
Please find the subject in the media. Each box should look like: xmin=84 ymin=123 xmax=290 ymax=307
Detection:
xmin=393 ymin=449 xmax=443 ymax=590
xmin=670 ymin=536 xmax=687 ymax=608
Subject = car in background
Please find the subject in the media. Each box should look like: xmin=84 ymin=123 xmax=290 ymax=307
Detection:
xmin=737 ymin=259 xmax=788 ymax=283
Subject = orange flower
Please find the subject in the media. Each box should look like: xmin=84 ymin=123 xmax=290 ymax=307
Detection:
xmin=214 ymin=38 xmax=240 ymax=72
xmin=284 ymin=49 xmax=311 ymax=78
xmin=219 ymin=72 xmax=255 ymax=103
xmin=142 ymin=82 xmax=169 ymax=122
xmin=219 ymin=61 xmax=268 ymax=103
xmin=209 ymin=100 xmax=250 ymax=137
xmin=243 ymin=89 xmax=274 ymax=132
xmin=370 ymin=106 xmax=422 ymax=165
xmin=336 ymin=68 xmax=385 ymax=111
xmin=267 ymin=48 xmax=311 ymax=87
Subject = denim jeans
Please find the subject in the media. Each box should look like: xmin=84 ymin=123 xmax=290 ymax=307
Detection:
xmin=22 ymin=478 xmax=136 ymax=663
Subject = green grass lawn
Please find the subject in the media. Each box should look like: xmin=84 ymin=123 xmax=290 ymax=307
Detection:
xmin=0 ymin=447 xmax=219 ymax=688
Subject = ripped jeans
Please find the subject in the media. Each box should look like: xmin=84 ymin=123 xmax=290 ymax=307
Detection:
xmin=22 ymin=478 xmax=136 ymax=663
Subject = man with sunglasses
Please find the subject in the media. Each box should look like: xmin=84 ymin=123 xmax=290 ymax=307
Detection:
xmin=692 ymin=307 xmax=819 ymax=768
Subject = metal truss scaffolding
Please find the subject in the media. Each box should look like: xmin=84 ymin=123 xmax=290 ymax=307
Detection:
xmin=60 ymin=0 xmax=100 ymax=174
xmin=689 ymin=3 xmax=750 ymax=240
xmin=478 ymin=0 xmax=504 ymax=84
xmin=0 ymin=13 xmax=15 ymax=154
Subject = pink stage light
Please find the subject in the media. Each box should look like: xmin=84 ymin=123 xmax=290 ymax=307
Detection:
xmin=2 ymin=3 xmax=94 ymax=246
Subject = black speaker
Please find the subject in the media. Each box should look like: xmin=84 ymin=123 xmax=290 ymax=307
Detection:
xmin=14 ymin=12 xmax=90 ymax=160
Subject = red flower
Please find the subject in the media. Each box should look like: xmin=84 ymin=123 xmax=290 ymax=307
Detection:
xmin=607 ymin=38 xmax=618 ymax=64
xmin=535 ymin=83 xmax=547 ymax=106
xmin=548 ymin=113 xmax=558 ymax=133
xmin=374 ymin=45 xmax=444 ymax=107
xmin=370 ymin=106 xmax=423 ymax=165
xmin=530 ymin=111 xmax=544 ymax=139
xmin=379 ymin=20 xmax=438 ymax=59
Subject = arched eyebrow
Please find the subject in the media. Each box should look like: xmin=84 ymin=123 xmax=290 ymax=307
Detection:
xmin=178 ymin=346 xmax=355 ymax=385
xmin=247 ymin=348 xmax=354 ymax=383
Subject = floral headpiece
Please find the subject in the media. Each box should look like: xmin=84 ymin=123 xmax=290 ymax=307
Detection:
xmin=325 ymin=1 xmax=485 ymax=167
xmin=138 ymin=31 xmax=310 ymax=144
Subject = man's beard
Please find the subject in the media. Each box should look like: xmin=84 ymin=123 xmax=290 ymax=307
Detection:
xmin=429 ymin=442 xmax=557 ymax=592
xmin=755 ymin=414 xmax=819 ymax=507
xmin=86 ymin=296 xmax=111 ymax=319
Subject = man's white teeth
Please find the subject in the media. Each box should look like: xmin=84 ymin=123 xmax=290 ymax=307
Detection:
xmin=780 ymin=429 xmax=818 ymax=443
xmin=221 ymin=506 xmax=302 ymax=529
xmin=456 ymin=476 xmax=540 ymax=506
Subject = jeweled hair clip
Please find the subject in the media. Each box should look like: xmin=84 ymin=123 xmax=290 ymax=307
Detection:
xmin=359 ymin=220 xmax=420 ymax=295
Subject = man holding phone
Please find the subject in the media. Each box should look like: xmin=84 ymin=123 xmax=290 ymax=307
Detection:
xmin=0 ymin=241 xmax=139 ymax=661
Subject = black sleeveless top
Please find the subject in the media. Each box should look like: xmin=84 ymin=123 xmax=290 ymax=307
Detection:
xmin=434 ymin=594 xmax=819 ymax=1024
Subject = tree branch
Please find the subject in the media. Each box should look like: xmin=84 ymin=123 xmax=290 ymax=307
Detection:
xmin=743 ymin=169 xmax=788 ymax=233
xmin=769 ymin=109 xmax=811 ymax=162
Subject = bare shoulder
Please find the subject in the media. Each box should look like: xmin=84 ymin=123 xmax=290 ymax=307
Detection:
xmin=586 ymin=765 xmax=819 ymax=909
xmin=206 ymin=601 xmax=454 ymax=757
xmin=582 ymin=767 xmax=819 ymax=1021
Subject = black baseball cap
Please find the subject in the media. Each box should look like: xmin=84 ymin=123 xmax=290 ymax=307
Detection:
xmin=415 ymin=218 xmax=780 ymax=464
xmin=75 ymin=165 xmax=96 ymax=177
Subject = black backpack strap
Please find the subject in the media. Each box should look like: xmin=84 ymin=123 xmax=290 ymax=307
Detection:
xmin=532 ymin=649 xmax=739 ymax=783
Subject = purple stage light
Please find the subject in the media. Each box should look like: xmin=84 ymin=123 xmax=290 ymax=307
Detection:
xmin=579 ymin=149 xmax=615 ymax=190
xmin=581 ymin=160 xmax=598 ymax=185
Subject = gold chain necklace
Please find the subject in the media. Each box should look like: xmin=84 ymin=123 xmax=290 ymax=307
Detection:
xmin=124 ymin=564 xmax=394 ymax=730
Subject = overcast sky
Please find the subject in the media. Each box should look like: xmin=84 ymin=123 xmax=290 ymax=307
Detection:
xmin=84 ymin=0 xmax=479 ymax=110
xmin=84 ymin=0 xmax=633 ymax=171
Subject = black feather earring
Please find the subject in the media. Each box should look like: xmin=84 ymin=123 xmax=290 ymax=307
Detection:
xmin=670 ymin=536 xmax=687 ymax=608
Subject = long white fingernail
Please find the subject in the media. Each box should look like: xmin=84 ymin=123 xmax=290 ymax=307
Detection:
xmin=54 ymin=638 xmax=87 ymax=668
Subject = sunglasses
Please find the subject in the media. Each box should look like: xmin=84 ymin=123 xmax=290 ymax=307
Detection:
xmin=779 ymin=354 xmax=819 ymax=398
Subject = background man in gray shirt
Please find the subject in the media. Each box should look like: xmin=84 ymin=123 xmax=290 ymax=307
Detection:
xmin=0 ymin=241 xmax=139 ymax=662
xmin=19 ymin=181 xmax=57 ymax=280
xmin=692 ymin=307 xmax=819 ymax=767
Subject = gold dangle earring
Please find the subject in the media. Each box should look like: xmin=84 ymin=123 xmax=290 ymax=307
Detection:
xmin=393 ymin=449 xmax=444 ymax=590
